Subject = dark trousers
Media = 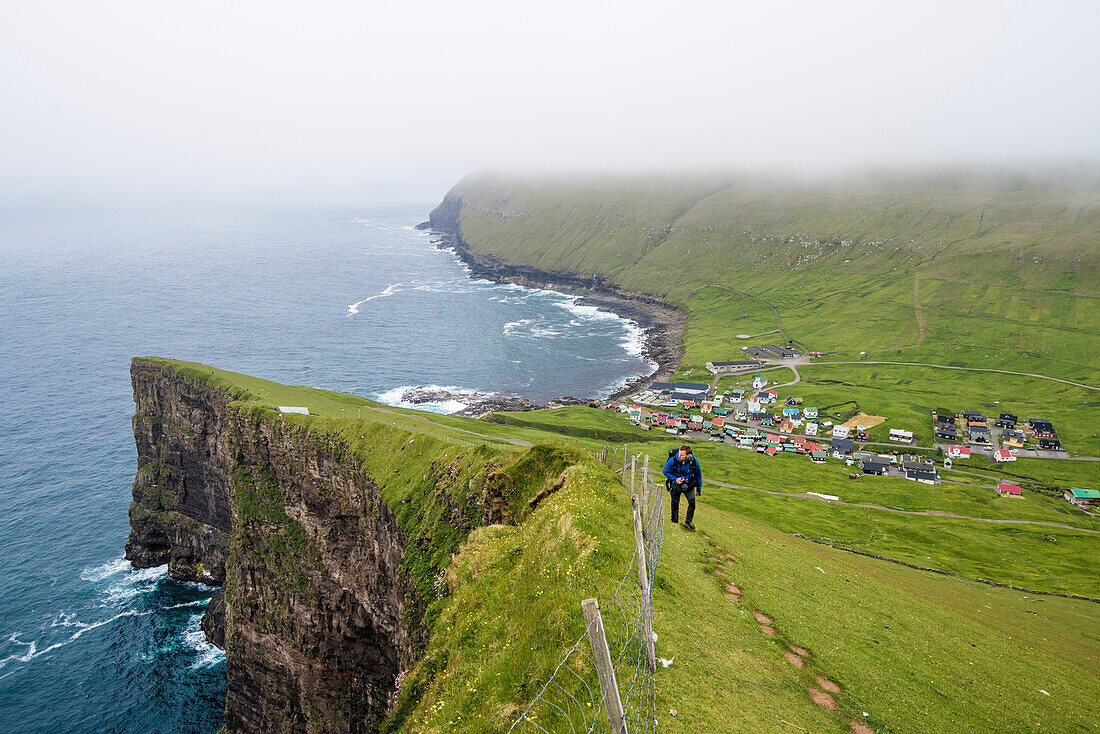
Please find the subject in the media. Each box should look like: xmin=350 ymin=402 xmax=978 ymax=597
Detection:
xmin=670 ymin=485 xmax=696 ymax=524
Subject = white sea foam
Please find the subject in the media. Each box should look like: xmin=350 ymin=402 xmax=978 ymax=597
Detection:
xmin=0 ymin=609 xmax=154 ymax=671
xmin=80 ymin=558 xmax=131 ymax=583
xmin=347 ymin=282 xmax=404 ymax=315
xmin=183 ymin=613 xmax=226 ymax=669
xmin=555 ymin=298 xmax=622 ymax=322
xmin=101 ymin=565 xmax=168 ymax=605
xmin=503 ymin=319 xmax=533 ymax=336
xmin=374 ymin=384 xmax=490 ymax=415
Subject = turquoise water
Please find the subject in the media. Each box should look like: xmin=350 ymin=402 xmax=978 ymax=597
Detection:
xmin=0 ymin=200 xmax=653 ymax=732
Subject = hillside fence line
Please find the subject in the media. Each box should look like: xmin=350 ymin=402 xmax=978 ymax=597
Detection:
xmin=507 ymin=445 xmax=666 ymax=734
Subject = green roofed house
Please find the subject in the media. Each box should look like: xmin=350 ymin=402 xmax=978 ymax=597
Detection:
xmin=1065 ymin=487 xmax=1100 ymax=510
xmin=803 ymin=407 xmax=818 ymax=420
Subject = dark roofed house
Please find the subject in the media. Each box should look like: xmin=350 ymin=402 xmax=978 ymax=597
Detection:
xmin=861 ymin=460 xmax=889 ymax=475
xmin=650 ymin=382 xmax=677 ymax=394
xmin=830 ymin=438 xmax=854 ymax=456
xmin=905 ymin=468 xmax=938 ymax=484
xmin=962 ymin=410 xmax=984 ymax=420
xmin=1039 ymin=438 xmax=1062 ymax=450
xmin=995 ymin=413 xmax=1018 ymax=428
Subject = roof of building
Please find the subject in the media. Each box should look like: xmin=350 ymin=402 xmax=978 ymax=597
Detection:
xmin=998 ymin=483 xmax=1022 ymax=495
xmin=711 ymin=360 xmax=762 ymax=367
xmin=674 ymin=382 xmax=710 ymax=392
xmin=1070 ymin=488 xmax=1100 ymax=499
xmin=906 ymin=469 xmax=938 ymax=480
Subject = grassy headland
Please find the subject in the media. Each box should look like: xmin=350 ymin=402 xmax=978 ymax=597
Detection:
xmin=148 ymin=358 xmax=1100 ymax=732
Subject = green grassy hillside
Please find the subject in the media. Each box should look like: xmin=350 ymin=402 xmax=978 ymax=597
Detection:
xmin=152 ymin=359 xmax=1100 ymax=733
xmin=441 ymin=172 xmax=1100 ymax=383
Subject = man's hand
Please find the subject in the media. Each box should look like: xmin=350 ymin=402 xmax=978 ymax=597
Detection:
xmin=677 ymin=477 xmax=685 ymax=484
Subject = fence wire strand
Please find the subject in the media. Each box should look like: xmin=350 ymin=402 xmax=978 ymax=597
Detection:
xmin=507 ymin=447 xmax=666 ymax=733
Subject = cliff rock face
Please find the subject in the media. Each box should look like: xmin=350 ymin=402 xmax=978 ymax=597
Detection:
xmin=126 ymin=360 xmax=234 ymax=584
xmin=125 ymin=360 xmax=416 ymax=733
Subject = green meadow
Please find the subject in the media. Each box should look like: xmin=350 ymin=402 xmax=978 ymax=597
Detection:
xmin=156 ymin=358 xmax=1100 ymax=733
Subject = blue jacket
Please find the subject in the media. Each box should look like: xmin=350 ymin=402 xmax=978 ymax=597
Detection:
xmin=663 ymin=454 xmax=701 ymax=489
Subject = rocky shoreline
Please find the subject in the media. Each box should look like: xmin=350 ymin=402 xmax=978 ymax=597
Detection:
xmin=395 ymin=386 xmax=591 ymax=418
xmin=418 ymin=201 xmax=684 ymax=403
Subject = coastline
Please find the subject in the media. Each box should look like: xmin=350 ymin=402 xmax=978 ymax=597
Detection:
xmin=419 ymin=212 xmax=684 ymax=402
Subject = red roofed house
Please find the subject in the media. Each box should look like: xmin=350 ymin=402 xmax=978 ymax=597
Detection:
xmin=992 ymin=449 xmax=1017 ymax=463
xmin=997 ymin=483 xmax=1022 ymax=496
xmin=947 ymin=445 xmax=971 ymax=459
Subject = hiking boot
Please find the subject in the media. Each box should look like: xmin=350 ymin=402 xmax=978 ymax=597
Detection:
xmin=685 ymin=521 xmax=696 ymax=531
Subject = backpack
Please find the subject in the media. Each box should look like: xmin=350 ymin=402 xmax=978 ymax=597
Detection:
xmin=665 ymin=449 xmax=701 ymax=494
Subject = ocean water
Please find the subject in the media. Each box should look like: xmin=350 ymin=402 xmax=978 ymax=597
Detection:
xmin=0 ymin=200 xmax=654 ymax=732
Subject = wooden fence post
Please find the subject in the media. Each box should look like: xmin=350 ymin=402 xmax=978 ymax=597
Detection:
xmin=640 ymin=454 xmax=650 ymax=536
xmin=621 ymin=444 xmax=627 ymax=485
xmin=631 ymin=495 xmax=657 ymax=673
xmin=581 ymin=599 xmax=628 ymax=734
xmin=630 ymin=455 xmax=636 ymax=498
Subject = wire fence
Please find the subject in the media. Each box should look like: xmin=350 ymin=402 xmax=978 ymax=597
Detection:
xmin=507 ymin=445 xmax=666 ymax=734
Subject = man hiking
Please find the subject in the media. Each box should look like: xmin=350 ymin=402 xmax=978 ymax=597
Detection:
xmin=663 ymin=444 xmax=701 ymax=530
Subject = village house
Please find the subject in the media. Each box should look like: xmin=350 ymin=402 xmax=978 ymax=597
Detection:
xmin=831 ymin=424 xmax=850 ymax=439
xmin=727 ymin=390 xmax=744 ymax=403
xmin=831 ymin=438 xmax=855 ymax=458
xmin=905 ymin=467 xmax=938 ymax=484
xmin=1039 ymin=438 xmax=1062 ymax=450
xmin=1065 ymin=487 xmax=1100 ymax=510
xmin=861 ymin=460 xmax=890 ymax=476
xmin=810 ymin=450 xmax=828 ymax=463
xmin=993 ymin=449 xmax=1017 ymax=463
xmin=1002 ymin=430 xmax=1027 ymax=448
xmin=706 ymin=359 xmax=764 ymax=374
xmin=947 ymin=445 xmax=971 ymax=459
xmin=997 ymin=483 xmax=1022 ymax=496
xmin=805 ymin=422 xmax=818 ymax=436
xmin=803 ymin=407 xmax=819 ymax=420
xmin=1029 ymin=418 xmax=1057 ymax=439
xmin=889 ymin=428 xmax=914 ymax=443
xmin=995 ymin=413 xmax=1018 ymax=429
xmin=968 ymin=425 xmax=992 ymax=445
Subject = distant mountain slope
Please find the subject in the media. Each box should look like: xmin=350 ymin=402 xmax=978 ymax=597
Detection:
xmin=432 ymin=171 xmax=1100 ymax=381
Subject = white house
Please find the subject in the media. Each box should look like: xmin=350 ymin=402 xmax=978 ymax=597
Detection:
xmin=805 ymin=422 xmax=818 ymax=436
xmin=831 ymin=425 xmax=850 ymax=439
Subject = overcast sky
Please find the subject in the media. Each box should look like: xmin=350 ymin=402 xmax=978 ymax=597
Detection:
xmin=2 ymin=1 xmax=1098 ymax=203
